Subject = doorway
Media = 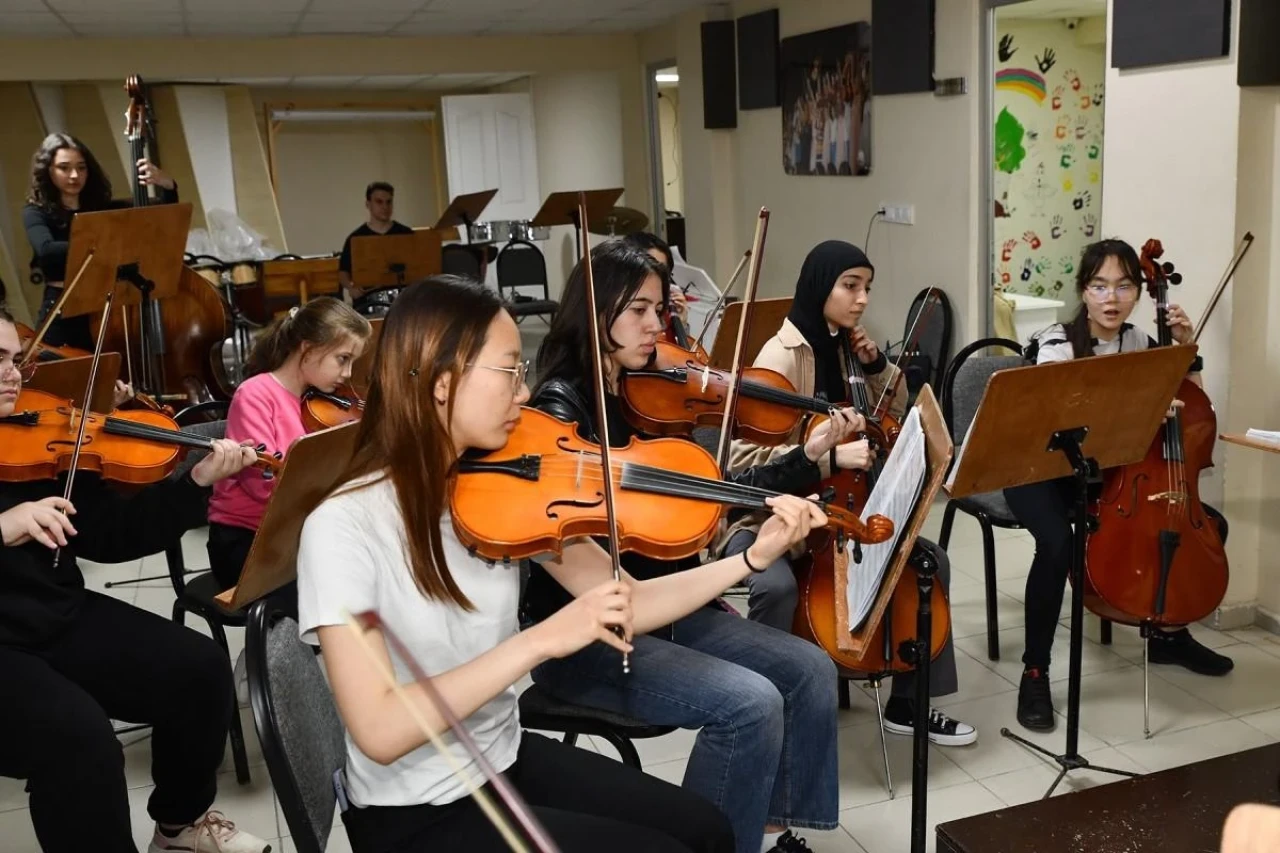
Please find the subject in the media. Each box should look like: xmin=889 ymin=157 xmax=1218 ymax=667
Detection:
xmin=983 ymin=0 xmax=1108 ymax=344
xmin=646 ymin=61 xmax=686 ymax=259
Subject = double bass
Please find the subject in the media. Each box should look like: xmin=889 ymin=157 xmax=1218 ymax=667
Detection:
xmin=91 ymin=75 xmax=228 ymax=406
xmin=1084 ymin=239 xmax=1229 ymax=628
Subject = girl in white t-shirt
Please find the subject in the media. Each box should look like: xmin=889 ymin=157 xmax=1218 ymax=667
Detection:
xmin=297 ymin=275 xmax=825 ymax=853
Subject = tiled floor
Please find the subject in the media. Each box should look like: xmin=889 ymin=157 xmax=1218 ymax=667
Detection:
xmin=5 ymin=498 xmax=1280 ymax=853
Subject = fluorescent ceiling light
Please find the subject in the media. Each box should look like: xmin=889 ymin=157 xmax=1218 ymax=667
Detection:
xmin=655 ymin=72 xmax=679 ymax=83
xmin=271 ymin=109 xmax=435 ymax=122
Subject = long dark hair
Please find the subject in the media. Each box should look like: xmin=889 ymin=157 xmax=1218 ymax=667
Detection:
xmin=27 ymin=133 xmax=113 ymax=214
xmin=535 ymin=240 xmax=667 ymax=390
xmin=326 ymin=276 xmax=506 ymax=609
xmin=247 ymin=296 xmax=370 ymax=377
xmin=1062 ymin=239 xmax=1144 ymax=359
xmin=622 ymin=232 xmax=674 ymax=277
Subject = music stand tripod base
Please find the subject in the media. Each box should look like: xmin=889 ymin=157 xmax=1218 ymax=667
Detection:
xmin=943 ymin=346 xmax=1196 ymax=801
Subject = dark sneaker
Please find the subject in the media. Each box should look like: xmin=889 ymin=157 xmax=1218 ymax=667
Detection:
xmin=882 ymin=703 xmax=978 ymax=746
xmin=1148 ymin=628 xmax=1234 ymax=676
xmin=1017 ymin=667 xmax=1056 ymax=732
xmin=768 ymin=830 xmax=812 ymax=852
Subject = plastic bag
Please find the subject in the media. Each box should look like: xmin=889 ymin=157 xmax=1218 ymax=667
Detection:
xmin=194 ymin=209 xmax=278 ymax=261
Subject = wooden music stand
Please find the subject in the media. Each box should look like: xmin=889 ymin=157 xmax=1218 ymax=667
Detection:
xmin=26 ymin=353 xmax=122 ymax=413
xmin=531 ymin=189 xmax=623 ymax=257
xmin=710 ymin=297 xmax=792 ymax=370
xmin=261 ymin=257 xmax=341 ymax=316
xmin=945 ymin=344 xmax=1195 ymax=805
xmin=349 ymin=317 xmax=383 ymax=391
xmin=61 ymin=204 xmax=192 ymax=317
xmin=350 ymin=230 xmax=442 ymax=290
xmin=215 ymin=422 xmax=360 ymax=610
xmin=434 ymin=189 xmax=498 ymax=232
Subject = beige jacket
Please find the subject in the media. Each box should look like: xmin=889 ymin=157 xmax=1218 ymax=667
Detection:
xmin=715 ymin=317 xmax=906 ymax=553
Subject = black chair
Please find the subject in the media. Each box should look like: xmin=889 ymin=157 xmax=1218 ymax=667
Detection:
xmin=245 ymin=602 xmax=346 ymax=853
xmin=496 ymin=240 xmax=559 ymax=325
xmin=441 ymin=243 xmax=484 ymax=278
xmin=938 ymin=338 xmax=1026 ymax=661
xmin=163 ymin=417 xmax=253 ymax=783
xmin=896 ymin=288 xmax=954 ymax=411
xmin=515 ymin=561 xmax=674 ymax=768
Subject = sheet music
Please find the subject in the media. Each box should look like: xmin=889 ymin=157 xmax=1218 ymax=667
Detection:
xmin=845 ymin=407 xmax=928 ymax=630
xmin=944 ymin=419 xmax=973 ymax=492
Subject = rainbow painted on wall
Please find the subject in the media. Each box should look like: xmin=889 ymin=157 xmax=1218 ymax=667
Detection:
xmin=996 ymin=68 xmax=1047 ymax=104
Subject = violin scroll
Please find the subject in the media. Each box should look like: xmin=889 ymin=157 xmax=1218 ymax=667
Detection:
xmin=1138 ymin=238 xmax=1182 ymax=298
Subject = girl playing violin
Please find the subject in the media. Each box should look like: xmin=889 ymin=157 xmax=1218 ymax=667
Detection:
xmin=207 ymin=297 xmax=370 ymax=596
xmin=0 ymin=306 xmax=271 ymax=853
xmin=723 ymin=239 xmax=977 ymax=748
xmin=529 ymin=241 xmax=860 ymax=853
xmin=297 ymin=276 xmax=825 ymax=852
xmin=23 ymin=133 xmax=177 ymax=351
xmin=622 ymin=231 xmax=689 ymax=337
xmin=1008 ymin=238 xmax=1233 ymax=733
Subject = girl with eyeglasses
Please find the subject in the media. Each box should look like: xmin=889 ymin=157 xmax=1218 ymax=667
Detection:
xmin=1008 ymin=238 xmax=1232 ymax=734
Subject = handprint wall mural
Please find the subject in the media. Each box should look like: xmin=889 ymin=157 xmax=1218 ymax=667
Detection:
xmin=993 ymin=18 xmax=1105 ymax=310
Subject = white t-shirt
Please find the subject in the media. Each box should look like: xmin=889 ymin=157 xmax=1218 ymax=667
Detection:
xmin=1030 ymin=322 xmax=1154 ymax=364
xmin=296 ymin=473 xmax=523 ymax=808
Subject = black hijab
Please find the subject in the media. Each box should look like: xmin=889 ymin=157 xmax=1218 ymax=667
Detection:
xmin=786 ymin=240 xmax=875 ymax=404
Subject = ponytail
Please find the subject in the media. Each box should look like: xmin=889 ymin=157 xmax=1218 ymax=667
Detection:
xmin=1064 ymin=303 xmax=1092 ymax=360
xmin=247 ymin=297 xmax=371 ymax=377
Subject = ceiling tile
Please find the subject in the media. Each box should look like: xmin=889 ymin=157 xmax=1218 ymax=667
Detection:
xmin=391 ymin=14 xmax=491 ymax=35
xmin=306 ymin=0 xmax=427 ymax=9
xmin=296 ymin=17 xmax=407 ymax=34
xmin=49 ymin=0 xmax=178 ymax=10
xmin=288 ymin=75 xmax=367 ymax=87
xmin=0 ymin=12 xmax=72 ymax=33
xmin=424 ymin=0 xmax=538 ymax=13
xmin=0 ymin=0 xmax=50 ymax=9
xmin=349 ymin=75 xmax=431 ymax=88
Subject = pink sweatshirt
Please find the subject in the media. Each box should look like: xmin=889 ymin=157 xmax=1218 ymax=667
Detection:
xmin=209 ymin=372 xmax=307 ymax=531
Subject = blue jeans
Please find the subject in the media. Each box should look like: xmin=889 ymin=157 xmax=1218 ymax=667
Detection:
xmin=532 ymin=606 xmax=839 ymax=853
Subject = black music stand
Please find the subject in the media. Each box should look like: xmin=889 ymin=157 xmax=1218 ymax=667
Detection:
xmin=945 ymin=344 xmax=1195 ymax=798
xmin=531 ymin=189 xmax=623 ymax=257
xmin=62 ymin=204 xmax=192 ymax=396
xmin=434 ymin=189 xmax=498 ymax=237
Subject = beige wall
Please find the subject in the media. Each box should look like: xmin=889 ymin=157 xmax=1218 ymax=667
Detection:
xmin=657 ymin=86 xmax=684 ymax=214
xmin=273 ymin=120 xmax=441 ymax=257
xmin=667 ymin=0 xmax=983 ymax=351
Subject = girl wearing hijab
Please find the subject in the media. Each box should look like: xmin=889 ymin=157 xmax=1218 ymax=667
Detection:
xmin=721 ymin=239 xmax=978 ymax=748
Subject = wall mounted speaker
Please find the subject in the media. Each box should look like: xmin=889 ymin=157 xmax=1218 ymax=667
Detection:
xmin=872 ymin=0 xmax=936 ymax=95
xmin=1112 ymin=0 xmax=1231 ymax=69
xmin=701 ymin=20 xmax=738 ymax=129
xmin=1239 ymin=0 xmax=1280 ymax=86
xmin=737 ymin=9 xmax=780 ymax=110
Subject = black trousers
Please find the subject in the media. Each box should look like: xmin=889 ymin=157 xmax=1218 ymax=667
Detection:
xmin=341 ymin=733 xmax=735 ymax=853
xmin=0 ymin=592 xmax=233 ymax=853
xmin=1005 ymin=477 xmax=1229 ymax=669
xmin=39 ymin=284 xmax=94 ymax=350
xmin=208 ymin=521 xmax=297 ymax=620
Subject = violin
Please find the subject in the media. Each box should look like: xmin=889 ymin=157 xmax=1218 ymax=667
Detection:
xmin=0 ymin=388 xmax=282 ymax=485
xmin=620 ymin=340 xmax=861 ymax=445
xmin=450 ymin=407 xmax=894 ymax=564
xmin=17 ymin=322 xmax=91 ymax=363
xmin=1084 ymin=239 xmax=1228 ymax=628
xmin=661 ymin=311 xmax=710 ymax=362
xmin=303 ymin=385 xmax=365 ymax=432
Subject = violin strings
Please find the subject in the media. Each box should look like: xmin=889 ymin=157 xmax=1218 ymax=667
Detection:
xmin=533 ymin=456 xmax=783 ymax=504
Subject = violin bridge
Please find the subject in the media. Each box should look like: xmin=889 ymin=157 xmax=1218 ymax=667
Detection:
xmin=575 ymin=450 xmax=584 ymax=489
xmin=699 ymin=364 xmax=712 ymax=393
xmin=1147 ymin=491 xmax=1186 ymax=505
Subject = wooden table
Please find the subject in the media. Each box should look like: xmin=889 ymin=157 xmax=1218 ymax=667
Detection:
xmin=937 ymin=744 xmax=1280 ymax=853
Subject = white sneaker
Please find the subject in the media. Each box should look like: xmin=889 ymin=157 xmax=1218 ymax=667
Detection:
xmin=233 ymin=649 xmax=249 ymax=708
xmin=148 ymin=811 xmax=271 ymax=853
xmin=882 ymin=706 xmax=978 ymax=747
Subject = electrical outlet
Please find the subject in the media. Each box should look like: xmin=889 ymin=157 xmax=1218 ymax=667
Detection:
xmin=881 ymin=204 xmax=915 ymax=225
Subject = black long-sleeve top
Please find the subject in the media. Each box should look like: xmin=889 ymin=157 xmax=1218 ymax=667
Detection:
xmin=0 ymin=471 xmax=209 ymax=648
xmin=23 ymin=186 xmax=179 ymax=283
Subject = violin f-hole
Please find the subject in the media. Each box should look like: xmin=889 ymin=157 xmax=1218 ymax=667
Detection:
xmin=546 ymin=494 xmax=605 ymax=519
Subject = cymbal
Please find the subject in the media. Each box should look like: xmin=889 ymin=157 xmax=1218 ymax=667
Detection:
xmin=587 ymin=206 xmax=649 ymax=237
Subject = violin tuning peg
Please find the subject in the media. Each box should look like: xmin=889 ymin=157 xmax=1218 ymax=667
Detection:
xmin=273 ymin=451 xmax=283 ymax=460
xmin=256 ymin=443 xmax=267 ymax=452
xmin=1168 ymin=272 xmax=1183 ymax=285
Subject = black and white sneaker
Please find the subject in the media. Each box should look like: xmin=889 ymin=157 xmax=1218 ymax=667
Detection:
xmin=767 ymin=830 xmax=812 ymax=852
xmin=882 ymin=702 xmax=978 ymax=747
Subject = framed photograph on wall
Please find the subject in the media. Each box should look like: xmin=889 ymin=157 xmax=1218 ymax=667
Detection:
xmin=781 ymin=21 xmax=872 ymax=176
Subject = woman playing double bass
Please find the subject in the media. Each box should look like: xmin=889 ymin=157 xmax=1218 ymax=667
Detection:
xmin=23 ymin=133 xmax=177 ymax=351
xmin=721 ymin=239 xmax=977 ymax=748
xmin=1008 ymin=238 xmax=1233 ymax=734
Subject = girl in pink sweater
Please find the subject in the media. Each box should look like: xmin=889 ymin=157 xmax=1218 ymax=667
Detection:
xmin=207 ymin=297 xmax=370 ymax=593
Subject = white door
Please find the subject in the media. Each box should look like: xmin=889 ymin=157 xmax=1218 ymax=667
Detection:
xmin=441 ymin=94 xmax=540 ymax=223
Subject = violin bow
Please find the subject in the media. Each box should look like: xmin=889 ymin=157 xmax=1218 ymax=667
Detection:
xmin=577 ymin=192 xmax=630 ymax=674
xmin=690 ymin=247 xmax=753 ymax=354
xmin=869 ymin=285 xmax=939 ymax=420
xmin=713 ymin=211 xmax=770 ymax=474
xmin=345 ymin=611 xmax=560 ymax=853
xmin=1193 ymin=231 xmax=1253 ymax=344
xmin=18 ymin=252 xmax=97 ymax=369
xmin=51 ymin=291 xmax=118 ymax=569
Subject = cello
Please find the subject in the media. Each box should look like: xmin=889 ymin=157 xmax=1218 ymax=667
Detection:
xmin=91 ymin=75 xmax=228 ymax=406
xmin=1084 ymin=239 xmax=1228 ymax=628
